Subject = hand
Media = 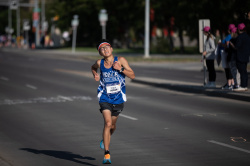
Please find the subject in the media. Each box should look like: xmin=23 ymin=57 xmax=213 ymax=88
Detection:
xmin=229 ymin=41 xmax=235 ymax=47
xmin=94 ymin=73 xmax=100 ymax=81
xmin=202 ymin=51 xmax=207 ymax=56
xmin=113 ymin=61 xmax=122 ymax=71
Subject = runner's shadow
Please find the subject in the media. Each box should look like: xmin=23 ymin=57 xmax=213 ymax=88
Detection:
xmin=20 ymin=148 xmax=97 ymax=166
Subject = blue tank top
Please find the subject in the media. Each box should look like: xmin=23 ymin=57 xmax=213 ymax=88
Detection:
xmin=97 ymin=56 xmax=126 ymax=104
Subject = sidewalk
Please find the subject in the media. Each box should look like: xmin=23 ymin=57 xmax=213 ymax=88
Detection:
xmin=130 ymin=59 xmax=250 ymax=102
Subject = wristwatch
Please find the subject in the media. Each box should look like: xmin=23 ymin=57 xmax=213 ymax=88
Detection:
xmin=119 ymin=67 xmax=124 ymax=72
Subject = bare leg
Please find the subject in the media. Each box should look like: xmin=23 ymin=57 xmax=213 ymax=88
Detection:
xmin=102 ymin=110 xmax=112 ymax=151
xmin=228 ymin=79 xmax=234 ymax=86
xmin=110 ymin=116 xmax=119 ymax=135
xmin=102 ymin=111 xmax=119 ymax=151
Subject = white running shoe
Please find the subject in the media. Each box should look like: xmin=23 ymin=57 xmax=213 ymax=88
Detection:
xmin=233 ymin=87 xmax=248 ymax=91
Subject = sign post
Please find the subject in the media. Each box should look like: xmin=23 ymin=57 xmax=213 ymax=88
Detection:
xmin=23 ymin=19 xmax=30 ymax=47
xmin=199 ymin=19 xmax=210 ymax=86
xmin=10 ymin=0 xmax=18 ymax=10
xmin=99 ymin=9 xmax=108 ymax=39
xmin=71 ymin=15 xmax=79 ymax=53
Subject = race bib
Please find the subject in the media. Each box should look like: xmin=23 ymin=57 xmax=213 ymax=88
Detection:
xmin=106 ymin=83 xmax=121 ymax=94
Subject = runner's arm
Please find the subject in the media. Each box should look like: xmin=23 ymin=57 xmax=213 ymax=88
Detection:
xmin=91 ymin=60 xmax=101 ymax=81
xmin=117 ymin=57 xmax=135 ymax=80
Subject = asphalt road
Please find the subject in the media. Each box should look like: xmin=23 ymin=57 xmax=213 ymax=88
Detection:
xmin=0 ymin=49 xmax=250 ymax=166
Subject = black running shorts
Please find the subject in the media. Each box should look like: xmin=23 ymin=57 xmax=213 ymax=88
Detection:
xmin=99 ymin=102 xmax=124 ymax=116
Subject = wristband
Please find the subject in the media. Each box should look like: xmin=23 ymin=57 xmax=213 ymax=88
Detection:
xmin=119 ymin=67 xmax=124 ymax=72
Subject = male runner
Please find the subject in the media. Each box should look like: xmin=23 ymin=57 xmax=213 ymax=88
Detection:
xmin=91 ymin=39 xmax=135 ymax=164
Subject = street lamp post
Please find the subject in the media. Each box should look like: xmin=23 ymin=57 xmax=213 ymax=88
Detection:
xmin=71 ymin=15 xmax=79 ymax=53
xmin=99 ymin=9 xmax=108 ymax=39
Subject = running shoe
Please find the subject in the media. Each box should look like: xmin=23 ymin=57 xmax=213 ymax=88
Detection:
xmin=103 ymin=154 xmax=111 ymax=164
xmin=100 ymin=140 xmax=104 ymax=150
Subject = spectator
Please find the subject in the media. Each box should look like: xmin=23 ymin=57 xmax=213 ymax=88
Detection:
xmin=0 ymin=34 xmax=2 ymax=47
xmin=202 ymin=26 xmax=216 ymax=87
xmin=215 ymin=29 xmax=221 ymax=46
xmin=234 ymin=23 xmax=250 ymax=91
xmin=221 ymin=24 xmax=235 ymax=90
xmin=243 ymin=11 xmax=250 ymax=35
xmin=228 ymin=27 xmax=240 ymax=90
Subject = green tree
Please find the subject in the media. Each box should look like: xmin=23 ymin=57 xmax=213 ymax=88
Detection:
xmin=0 ymin=6 xmax=9 ymax=34
xmin=46 ymin=0 xmax=145 ymax=47
xmin=4 ymin=0 xmax=247 ymax=51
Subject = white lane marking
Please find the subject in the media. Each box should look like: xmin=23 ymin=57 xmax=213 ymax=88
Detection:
xmin=120 ymin=114 xmax=138 ymax=120
xmin=26 ymin=84 xmax=37 ymax=90
xmin=54 ymin=69 xmax=93 ymax=78
xmin=0 ymin=76 xmax=9 ymax=81
xmin=0 ymin=95 xmax=92 ymax=105
xmin=182 ymin=113 xmax=228 ymax=117
xmin=208 ymin=140 xmax=250 ymax=154
xmin=58 ymin=95 xmax=73 ymax=101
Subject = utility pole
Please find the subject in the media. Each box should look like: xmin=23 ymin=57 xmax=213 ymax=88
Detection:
xmin=34 ymin=0 xmax=40 ymax=47
xmin=144 ymin=0 xmax=150 ymax=58
xmin=16 ymin=0 xmax=20 ymax=38
xmin=41 ymin=0 xmax=46 ymax=36
xmin=8 ymin=1 xmax=12 ymax=38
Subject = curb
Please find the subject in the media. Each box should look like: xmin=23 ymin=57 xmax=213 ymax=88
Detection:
xmin=132 ymin=77 xmax=250 ymax=102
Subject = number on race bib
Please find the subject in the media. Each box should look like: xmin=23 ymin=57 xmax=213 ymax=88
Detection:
xmin=106 ymin=83 xmax=121 ymax=94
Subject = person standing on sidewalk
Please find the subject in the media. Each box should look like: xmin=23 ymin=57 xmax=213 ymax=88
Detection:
xmin=234 ymin=23 xmax=250 ymax=91
xmin=202 ymin=26 xmax=216 ymax=87
xmin=91 ymin=39 xmax=135 ymax=164
xmin=228 ymin=27 xmax=240 ymax=90
xmin=221 ymin=24 xmax=236 ymax=90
